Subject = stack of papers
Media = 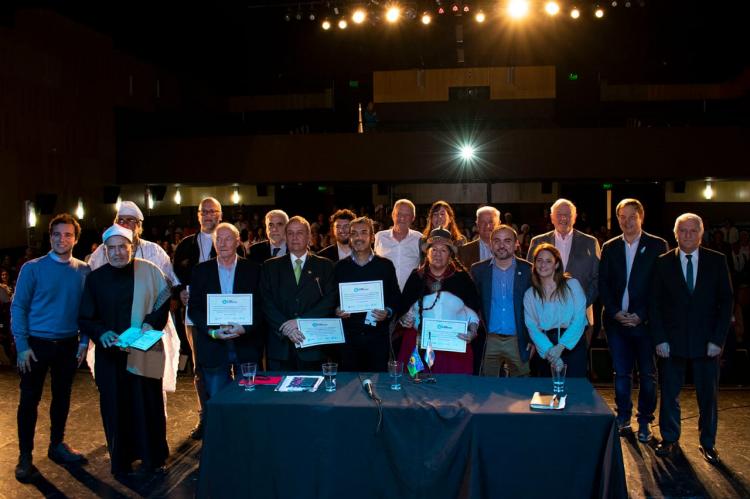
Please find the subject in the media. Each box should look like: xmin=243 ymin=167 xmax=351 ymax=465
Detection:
xmin=530 ymin=392 xmax=567 ymax=410
xmin=275 ymin=375 xmax=324 ymax=392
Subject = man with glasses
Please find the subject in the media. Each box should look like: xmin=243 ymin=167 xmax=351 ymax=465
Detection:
xmin=319 ymin=209 xmax=356 ymax=262
xmin=12 ymin=214 xmax=90 ymax=481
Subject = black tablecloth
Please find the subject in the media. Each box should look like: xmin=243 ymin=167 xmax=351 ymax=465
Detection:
xmin=198 ymin=374 xmax=626 ymax=499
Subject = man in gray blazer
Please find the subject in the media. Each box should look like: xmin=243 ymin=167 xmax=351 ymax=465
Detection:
xmin=527 ymin=199 xmax=601 ymax=327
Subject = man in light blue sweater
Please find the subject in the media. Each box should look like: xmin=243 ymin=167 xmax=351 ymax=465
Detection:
xmin=11 ymin=213 xmax=90 ymax=481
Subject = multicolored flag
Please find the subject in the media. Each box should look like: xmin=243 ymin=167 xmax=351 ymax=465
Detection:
xmin=407 ymin=345 xmax=425 ymax=377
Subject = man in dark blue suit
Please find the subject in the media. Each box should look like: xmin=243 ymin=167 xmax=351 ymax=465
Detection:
xmin=471 ymin=225 xmax=533 ymax=377
xmin=599 ymin=199 xmax=668 ymax=442
xmin=650 ymin=213 xmax=733 ymax=464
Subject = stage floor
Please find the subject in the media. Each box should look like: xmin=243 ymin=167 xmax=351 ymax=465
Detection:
xmin=0 ymin=367 xmax=748 ymax=499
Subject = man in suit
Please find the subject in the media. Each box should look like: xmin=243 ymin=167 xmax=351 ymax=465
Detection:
xmin=527 ymin=198 xmax=601 ymax=330
xmin=459 ymin=206 xmax=500 ymax=269
xmin=471 ymin=225 xmax=533 ymax=377
xmin=261 ymin=216 xmax=337 ymax=371
xmin=599 ymin=198 xmax=668 ymax=442
xmin=248 ymin=210 xmax=289 ymax=264
xmin=651 ymin=213 xmax=733 ymax=464
xmin=188 ymin=223 xmax=263 ymax=401
xmin=319 ymin=209 xmax=356 ymax=262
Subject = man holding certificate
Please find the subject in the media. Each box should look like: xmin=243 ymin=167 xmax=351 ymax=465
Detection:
xmin=261 ymin=216 xmax=337 ymax=371
xmin=188 ymin=223 xmax=262 ymax=399
xmin=334 ymin=217 xmax=401 ymax=372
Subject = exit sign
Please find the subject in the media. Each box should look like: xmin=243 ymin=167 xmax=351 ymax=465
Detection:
xmin=568 ymin=73 xmax=579 ymax=81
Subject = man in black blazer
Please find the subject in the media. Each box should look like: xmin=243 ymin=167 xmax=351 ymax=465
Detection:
xmin=650 ymin=213 xmax=733 ymax=464
xmin=599 ymin=199 xmax=668 ymax=442
xmin=318 ymin=209 xmax=356 ymax=262
xmin=188 ymin=223 xmax=262 ymax=401
xmin=248 ymin=210 xmax=289 ymax=264
xmin=471 ymin=225 xmax=532 ymax=377
xmin=261 ymin=216 xmax=337 ymax=371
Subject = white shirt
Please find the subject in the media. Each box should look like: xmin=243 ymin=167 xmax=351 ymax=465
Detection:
xmin=290 ymin=251 xmax=308 ymax=272
xmin=374 ymin=228 xmax=422 ymax=291
xmin=198 ymin=231 xmax=214 ymax=263
xmin=479 ymin=239 xmax=493 ymax=262
xmin=88 ymin=238 xmax=180 ymax=286
xmin=523 ymin=278 xmax=588 ymax=358
xmin=621 ymin=232 xmax=642 ymax=312
xmin=679 ymin=248 xmax=699 ymax=289
xmin=337 ymin=243 xmax=352 ymax=261
xmin=554 ymin=230 xmax=574 ymax=270
xmin=270 ymin=242 xmax=287 ymax=258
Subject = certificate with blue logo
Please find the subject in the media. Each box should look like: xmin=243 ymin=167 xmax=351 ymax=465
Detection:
xmin=338 ymin=280 xmax=384 ymax=313
xmin=207 ymin=294 xmax=253 ymax=326
xmin=297 ymin=319 xmax=345 ymax=348
xmin=420 ymin=319 xmax=467 ymax=353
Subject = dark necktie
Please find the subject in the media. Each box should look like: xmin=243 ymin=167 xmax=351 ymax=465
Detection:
xmin=272 ymin=247 xmax=280 ymax=257
xmin=685 ymin=254 xmax=694 ymax=293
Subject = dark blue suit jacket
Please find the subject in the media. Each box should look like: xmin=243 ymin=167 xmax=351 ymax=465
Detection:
xmin=599 ymin=231 xmax=668 ymax=333
xmin=470 ymin=257 xmax=532 ymax=362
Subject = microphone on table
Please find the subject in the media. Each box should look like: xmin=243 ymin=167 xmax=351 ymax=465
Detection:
xmin=362 ymin=378 xmax=381 ymax=403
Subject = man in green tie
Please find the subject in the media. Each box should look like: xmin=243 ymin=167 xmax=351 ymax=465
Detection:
xmin=260 ymin=216 xmax=337 ymax=371
xmin=650 ymin=213 xmax=733 ymax=464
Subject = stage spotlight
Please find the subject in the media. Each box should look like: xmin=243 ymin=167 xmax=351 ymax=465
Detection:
xmin=322 ymin=19 xmax=332 ymax=30
xmin=173 ymin=188 xmax=182 ymax=205
xmin=570 ymin=7 xmax=581 ymax=18
xmin=421 ymin=12 xmax=432 ymax=24
xmin=438 ymin=6 xmax=446 ymax=14
xmin=459 ymin=144 xmax=476 ymax=162
xmin=508 ymin=0 xmax=530 ymax=19
xmin=386 ymin=6 xmax=401 ymax=23
xmin=309 ymin=12 xmax=316 ymax=21
xmin=352 ymin=9 xmax=366 ymax=24
xmin=338 ymin=18 xmax=348 ymax=29
xmin=283 ymin=12 xmax=291 ymax=22
xmin=231 ymin=187 xmax=240 ymax=205
xmin=75 ymin=198 xmax=85 ymax=220
xmin=475 ymin=10 xmax=486 ymax=22
xmin=704 ymin=181 xmax=714 ymax=200
xmin=595 ymin=7 xmax=604 ymax=18
xmin=295 ymin=11 xmax=303 ymax=21
xmin=611 ymin=0 xmax=618 ymax=6
xmin=545 ymin=2 xmax=560 ymax=15
xmin=463 ymin=5 xmax=470 ymax=13
xmin=452 ymin=4 xmax=459 ymax=13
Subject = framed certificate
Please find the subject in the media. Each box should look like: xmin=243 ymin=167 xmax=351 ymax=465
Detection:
xmin=338 ymin=280 xmax=384 ymax=313
xmin=207 ymin=294 xmax=253 ymax=326
xmin=297 ymin=318 xmax=345 ymax=349
xmin=420 ymin=318 xmax=468 ymax=353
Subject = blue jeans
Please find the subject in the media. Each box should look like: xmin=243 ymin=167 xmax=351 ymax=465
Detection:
xmin=201 ymin=348 xmax=239 ymax=400
xmin=607 ymin=324 xmax=657 ymax=425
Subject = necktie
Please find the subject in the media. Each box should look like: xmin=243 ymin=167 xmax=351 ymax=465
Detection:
xmin=272 ymin=247 xmax=280 ymax=257
xmin=685 ymin=254 xmax=694 ymax=293
xmin=294 ymin=258 xmax=302 ymax=284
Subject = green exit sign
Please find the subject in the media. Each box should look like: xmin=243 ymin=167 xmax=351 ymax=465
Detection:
xmin=602 ymin=183 xmax=613 ymax=190
xmin=349 ymin=80 xmax=359 ymax=88
xmin=568 ymin=72 xmax=579 ymax=81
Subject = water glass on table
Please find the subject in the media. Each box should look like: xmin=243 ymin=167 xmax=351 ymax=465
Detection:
xmin=241 ymin=362 xmax=257 ymax=392
xmin=551 ymin=362 xmax=567 ymax=395
xmin=388 ymin=360 xmax=403 ymax=391
xmin=322 ymin=362 xmax=338 ymax=392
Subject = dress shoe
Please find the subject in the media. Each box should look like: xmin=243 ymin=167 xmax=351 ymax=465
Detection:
xmin=190 ymin=421 xmax=204 ymax=440
xmin=48 ymin=442 xmax=86 ymax=464
xmin=637 ymin=424 xmax=653 ymax=443
xmin=15 ymin=453 xmax=35 ymax=482
xmin=617 ymin=419 xmax=632 ymax=436
xmin=655 ymin=441 xmax=678 ymax=457
xmin=698 ymin=445 xmax=720 ymax=465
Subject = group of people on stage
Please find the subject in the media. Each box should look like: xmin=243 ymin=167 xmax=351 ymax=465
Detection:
xmin=11 ymin=193 xmax=732 ymax=482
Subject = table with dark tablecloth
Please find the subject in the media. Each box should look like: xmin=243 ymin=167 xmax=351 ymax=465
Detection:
xmin=198 ymin=374 xmax=626 ymax=499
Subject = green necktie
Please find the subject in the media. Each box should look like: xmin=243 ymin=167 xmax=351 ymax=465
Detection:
xmin=686 ymin=254 xmax=694 ymax=293
xmin=294 ymin=258 xmax=303 ymax=284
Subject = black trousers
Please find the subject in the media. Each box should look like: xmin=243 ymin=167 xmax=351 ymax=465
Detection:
xmin=185 ymin=325 xmax=208 ymax=423
xmin=340 ymin=333 xmax=390 ymax=373
xmin=659 ymin=355 xmax=720 ymax=448
xmin=17 ymin=335 xmax=78 ymax=455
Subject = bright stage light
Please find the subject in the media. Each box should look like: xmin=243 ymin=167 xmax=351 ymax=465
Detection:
xmin=322 ymin=19 xmax=331 ymax=30
xmin=545 ymin=2 xmax=560 ymax=16
xmin=75 ymin=198 xmax=85 ymax=220
xmin=386 ymin=6 xmax=401 ymax=23
xmin=570 ymin=7 xmax=581 ymax=18
xmin=508 ymin=0 xmax=530 ymax=19
xmin=338 ymin=18 xmax=348 ymax=29
xmin=595 ymin=7 xmax=605 ymax=18
xmin=475 ymin=10 xmax=486 ymax=22
xmin=173 ymin=188 xmax=182 ymax=205
xmin=421 ymin=12 xmax=432 ymax=25
xmin=704 ymin=181 xmax=714 ymax=200
xmin=352 ymin=9 xmax=366 ymax=24
xmin=231 ymin=188 xmax=241 ymax=205
xmin=459 ymin=144 xmax=476 ymax=162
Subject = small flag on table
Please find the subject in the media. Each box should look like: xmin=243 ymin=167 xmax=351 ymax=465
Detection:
xmin=424 ymin=334 xmax=435 ymax=369
xmin=407 ymin=345 xmax=425 ymax=377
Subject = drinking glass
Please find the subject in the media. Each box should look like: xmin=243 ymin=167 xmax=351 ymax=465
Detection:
xmin=551 ymin=362 xmax=567 ymax=395
xmin=388 ymin=360 xmax=403 ymax=391
xmin=322 ymin=362 xmax=338 ymax=392
xmin=241 ymin=362 xmax=257 ymax=392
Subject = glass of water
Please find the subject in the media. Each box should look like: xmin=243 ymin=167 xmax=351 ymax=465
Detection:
xmin=388 ymin=360 xmax=403 ymax=391
xmin=322 ymin=362 xmax=338 ymax=392
xmin=241 ymin=362 xmax=257 ymax=392
xmin=551 ymin=362 xmax=567 ymax=396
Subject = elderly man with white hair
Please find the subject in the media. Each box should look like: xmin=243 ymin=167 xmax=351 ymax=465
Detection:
xmin=458 ymin=205 xmax=500 ymax=268
xmin=650 ymin=213 xmax=733 ymax=464
xmin=78 ymin=224 xmax=172 ymax=477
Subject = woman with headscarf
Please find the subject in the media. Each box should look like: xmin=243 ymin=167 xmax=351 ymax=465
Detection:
xmin=397 ymin=228 xmax=480 ymax=375
xmin=523 ymin=243 xmax=588 ymax=377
